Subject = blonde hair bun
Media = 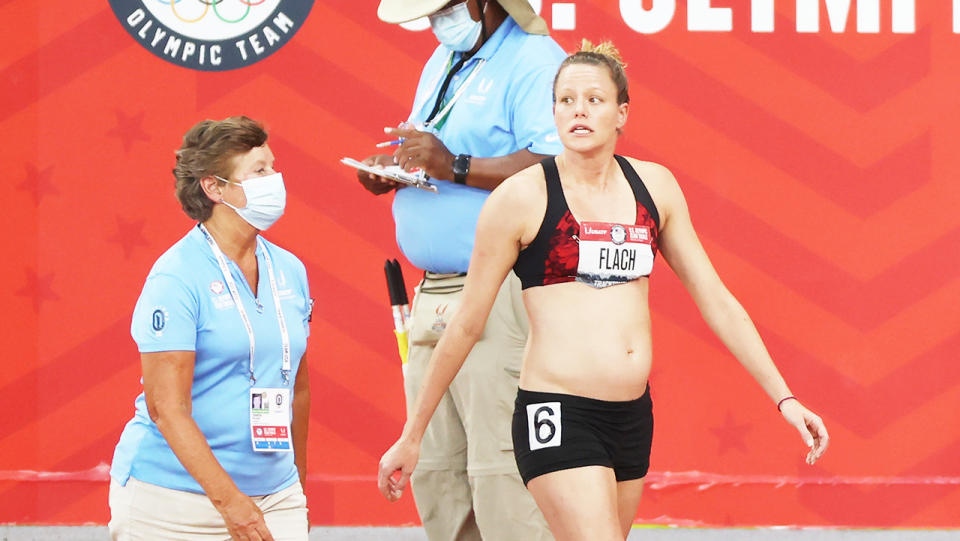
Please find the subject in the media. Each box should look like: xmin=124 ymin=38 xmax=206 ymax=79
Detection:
xmin=577 ymin=39 xmax=626 ymax=69
xmin=554 ymin=38 xmax=630 ymax=104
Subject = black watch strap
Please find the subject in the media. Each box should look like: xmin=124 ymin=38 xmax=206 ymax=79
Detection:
xmin=453 ymin=154 xmax=471 ymax=185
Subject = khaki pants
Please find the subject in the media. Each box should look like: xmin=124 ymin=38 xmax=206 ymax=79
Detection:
xmin=405 ymin=271 xmax=553 ymax=541
xmin=108 ymin=478 xmax=308 ymax=541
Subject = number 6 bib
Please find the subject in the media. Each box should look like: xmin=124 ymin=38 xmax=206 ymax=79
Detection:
xmin=527 ymin=402 xmax=562 ymax=450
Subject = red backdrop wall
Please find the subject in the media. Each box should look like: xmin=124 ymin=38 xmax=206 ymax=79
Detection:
xmin=3 ymin=0 xmax=959 ymax=528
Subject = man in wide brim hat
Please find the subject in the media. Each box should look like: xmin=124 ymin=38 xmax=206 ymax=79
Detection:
xmin=378 ymin=0 xmax=549 ymax=35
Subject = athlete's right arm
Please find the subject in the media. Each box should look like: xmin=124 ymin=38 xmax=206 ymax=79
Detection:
xmin=143 ymin=351 xmax=274 ymax=541
xmin=377 ymin=168 xmax=544 ymax=502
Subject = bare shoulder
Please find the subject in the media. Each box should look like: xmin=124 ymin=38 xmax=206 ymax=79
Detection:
xmin=622 ymin=156 xmax=684 ymax=217
xmin=484 ymin=162 xmax=546 ymax=218
xmin=623 ymin=157 xmax=679 ymax=191
xmin=481 ymin=162 xmax=548 ymax=246
xmin=492 ymin=162 xmax=547 ymax=204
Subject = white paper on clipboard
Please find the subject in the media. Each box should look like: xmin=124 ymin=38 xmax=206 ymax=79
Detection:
xmin=341 ymin=157 xmax=438 ymax=193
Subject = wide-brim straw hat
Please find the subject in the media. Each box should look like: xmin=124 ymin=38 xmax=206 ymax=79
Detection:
xmin=378 ymin=0 xmax=549 ymax=35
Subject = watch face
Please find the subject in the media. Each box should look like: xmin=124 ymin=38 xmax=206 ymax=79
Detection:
xmin=454 ymin=155 xmax=470 ymax=174
xmin=454 ymin=154 xmax=470 ymax=182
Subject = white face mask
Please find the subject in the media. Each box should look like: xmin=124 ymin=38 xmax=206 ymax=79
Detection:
xmin=429 ymin=1 xmax=482 ymax=52
xmin=217 ymin=172 xmax=286 ymax=231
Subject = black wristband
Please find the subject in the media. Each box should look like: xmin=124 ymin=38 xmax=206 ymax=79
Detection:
xmin=453 ymin=154 xmax=471 ymax=185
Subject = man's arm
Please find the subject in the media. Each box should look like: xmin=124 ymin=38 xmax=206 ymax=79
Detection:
xmin=388 ymin=127 xmax=548 ymax=190
xmin=461 ymin=149 xmax=549 ymax=191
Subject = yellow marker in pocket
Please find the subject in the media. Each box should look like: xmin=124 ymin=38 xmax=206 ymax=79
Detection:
xmin=385 ymin=259 xmax=411 ymax=373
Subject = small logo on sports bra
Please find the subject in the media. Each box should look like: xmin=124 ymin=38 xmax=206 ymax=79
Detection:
xmin=583 ymin=224 xmax=607 ymax=236
xmin=629 ymin=227 xmax=650 ymax=242
xmin=610 ymin=225 xmax=627 ymax=245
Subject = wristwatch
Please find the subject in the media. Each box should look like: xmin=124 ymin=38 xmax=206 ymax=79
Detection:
xmin=453 ymin=154 xmax=471 ymax=185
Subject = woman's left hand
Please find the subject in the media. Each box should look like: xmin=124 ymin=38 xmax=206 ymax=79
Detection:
xmin=779 ymin=399 xmax=829 ymax=464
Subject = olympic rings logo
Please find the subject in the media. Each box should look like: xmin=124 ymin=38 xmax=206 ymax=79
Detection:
xmin=155 ymin=0 xmax=268 ymax=24
xmin=111 ymin=0 xmax=312 ymax=70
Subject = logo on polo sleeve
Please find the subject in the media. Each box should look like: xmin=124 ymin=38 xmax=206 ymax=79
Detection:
xmin=150 ymin=306 xmax=169 ymax=337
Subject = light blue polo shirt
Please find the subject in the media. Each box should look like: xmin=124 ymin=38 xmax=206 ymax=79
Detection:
xmin=393 ymin=17 xmax=566 ymax=273
xmin=110 ymin=225 xmax=311 ymax=496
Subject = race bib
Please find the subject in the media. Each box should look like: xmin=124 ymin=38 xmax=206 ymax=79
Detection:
xmin=527 ymin=402 xmax=562 ymax=451
xmin=577 ymin=222 xmax=654 ymax=288
xmin=250 ymin=388 xmax=292 ymax=452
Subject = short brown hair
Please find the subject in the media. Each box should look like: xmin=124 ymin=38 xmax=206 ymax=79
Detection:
xmin=173 ymin=116 xmax=268 ymax=221
xmin=553 ymin=39 xmax=629 ymax=105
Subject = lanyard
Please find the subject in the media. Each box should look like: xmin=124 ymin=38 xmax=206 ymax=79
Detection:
xmin=198 ymin=224 xmax=292 ymax=386
xmin=425 ymin=53 xmax=486 ymax=132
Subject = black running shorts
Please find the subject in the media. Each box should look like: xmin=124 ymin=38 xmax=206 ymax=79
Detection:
xmin=511 ymin=386 xmax=653 ymax=485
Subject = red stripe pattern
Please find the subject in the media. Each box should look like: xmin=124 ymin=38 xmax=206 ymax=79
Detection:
xmin=3 ymin=0 xmax=959 ymax=528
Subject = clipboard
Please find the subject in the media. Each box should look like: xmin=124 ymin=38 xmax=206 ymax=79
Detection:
xmin=341 ymin=157 xmax=438 ymax=193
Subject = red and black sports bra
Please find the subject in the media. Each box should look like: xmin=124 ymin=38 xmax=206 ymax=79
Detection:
xmin=513 ymin=155 xmax=660 ymax=290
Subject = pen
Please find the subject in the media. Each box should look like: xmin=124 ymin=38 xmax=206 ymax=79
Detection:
xmin=375 ymin=139 xmax=404 ymax=148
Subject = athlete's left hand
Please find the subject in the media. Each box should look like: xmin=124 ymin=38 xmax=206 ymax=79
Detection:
xmin=377 ymin=436 xmax=420 ymax=502
xmin=779 ymin=399 xmax=829 ymax=464
xmin=387 ymin=125 xmax=455 ymax=181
